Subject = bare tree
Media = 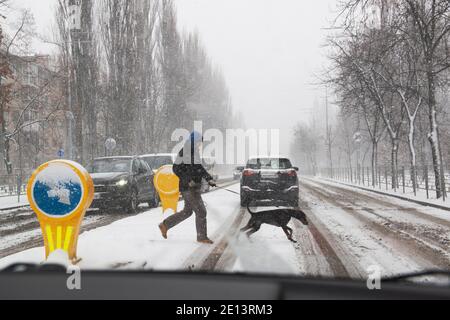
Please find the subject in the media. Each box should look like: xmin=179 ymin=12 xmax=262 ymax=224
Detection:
xmin=292 ymin=122 xmax=320 ymax=175
xmin=1 ymin=9 xmax=65 ymax=174
xmin=329 ymin=0 xmax=449 ymax=197
xmin=403 ymin=0 xmax=449 ymax=198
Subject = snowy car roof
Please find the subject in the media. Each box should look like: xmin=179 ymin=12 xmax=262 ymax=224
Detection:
xmin=94 ymin=156 xmax=135 ymax=160
xmin=140 ymin=153 xmax=176 ymax=157
xmin=140 ymin=153 xmax=177 ymax=160
xmin=247 ymin=155 xmax=290 ymax=160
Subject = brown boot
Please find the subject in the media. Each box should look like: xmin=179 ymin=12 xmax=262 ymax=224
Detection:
xmin=159 ymin=222 xmax=168 ymax=239
xmin=197 ymin=238 xmax=213 ymax=244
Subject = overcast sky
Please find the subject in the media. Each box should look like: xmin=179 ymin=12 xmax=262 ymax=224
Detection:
xmin=10 ymin=0 xmax=338 ymax=155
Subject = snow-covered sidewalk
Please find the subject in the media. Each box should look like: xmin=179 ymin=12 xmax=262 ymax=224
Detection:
xmin=319 ymin=177 xmax=450 ymax=211
xmin=0 ymin=195 xmax=28 ymax=211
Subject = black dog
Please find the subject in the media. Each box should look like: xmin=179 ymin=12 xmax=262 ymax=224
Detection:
xmin=240 ymin=204 xmax=309 ymax=243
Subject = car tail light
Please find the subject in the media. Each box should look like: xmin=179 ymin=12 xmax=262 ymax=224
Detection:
xmin=286 ymin=169 xmax=297 ymax=177
xmin=243 ymin=169 xmax=256 ymax=177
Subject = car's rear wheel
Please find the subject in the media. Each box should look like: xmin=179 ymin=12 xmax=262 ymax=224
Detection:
xmin=126 ymin=189 xmax=138 ymax=213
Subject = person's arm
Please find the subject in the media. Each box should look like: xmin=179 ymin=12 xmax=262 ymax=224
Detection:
xmin=193 ymin=164 xmax=213 ymax=181
xmin=201 ymin=166 xmax=216 ymax=187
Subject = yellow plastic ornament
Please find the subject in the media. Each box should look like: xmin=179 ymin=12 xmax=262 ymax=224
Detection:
xmin=27 ymin=160 xmax=94 ymax=262
xmin=153 ymin=165 xmax=180 ymax=213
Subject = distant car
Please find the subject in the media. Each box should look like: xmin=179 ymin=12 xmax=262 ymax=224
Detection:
xmin=140 ymin=153 xmax=177 ymax=173
xmin=233 ymin=166 xmax=245 ymax=180
xmin=240 ymin=157 xmax=299 ymax=207
xmin=88 ymin=156 xmax=159 ymax=212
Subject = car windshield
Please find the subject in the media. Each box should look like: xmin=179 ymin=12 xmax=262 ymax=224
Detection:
xmin=247 ymin=158 xmax=293 ymax=170
xmin=142 ymin=156 xmax=173 ymax=170
xmin=0 ymin=0 xmax=449 ymax=289
xmin=89 ymin=159 xmax=131 ymax=173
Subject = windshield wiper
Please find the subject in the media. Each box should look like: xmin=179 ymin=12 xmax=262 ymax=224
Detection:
xmin=383 ymin=270 xmax=450 ymax=282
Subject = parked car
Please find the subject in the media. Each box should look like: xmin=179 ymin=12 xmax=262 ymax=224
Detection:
xmin=140 ymin=153 xmax=177 ymax=173
xmin=88 ymin=156 xmax=159 ymax=212
xmin=233 ymin=166 xmax=245 ymax=180
xmin=240 ymin=157 xmax=299 ymax=207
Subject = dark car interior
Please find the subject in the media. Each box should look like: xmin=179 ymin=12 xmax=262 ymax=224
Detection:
xmin=1 ymin=265 xmax=449 ymax=300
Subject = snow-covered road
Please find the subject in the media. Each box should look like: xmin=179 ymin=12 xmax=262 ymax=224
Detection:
xmin=1 ymin=177 xmax=450 ymax=279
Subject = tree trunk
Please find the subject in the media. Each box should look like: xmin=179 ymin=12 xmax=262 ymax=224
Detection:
xmin=407 ymin=119 xmax=417 ymax=195
xmin=391 ymin=138 xmax=399 ymax=190
xmin=348 ymin=152 xmax=353 ymax=183
xmin=371 ymin=140 xmax=377 ymax=187
xmin=426 ymin=69 xmax=443 ymax=198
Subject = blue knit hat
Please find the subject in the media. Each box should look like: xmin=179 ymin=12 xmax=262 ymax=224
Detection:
xmin=190 ymin=131 xmax=203 ymax=143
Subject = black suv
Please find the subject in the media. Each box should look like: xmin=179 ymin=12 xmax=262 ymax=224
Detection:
xmin=240 ymin=157 xmax=299 ymax=207
xmin=88 ymin=156 xmax=159 ymax=212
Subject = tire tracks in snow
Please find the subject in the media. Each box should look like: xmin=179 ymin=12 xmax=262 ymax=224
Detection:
xmin=292 ymin=191 xmax=362 ymax=278
xmin=182 ymin=206 xmax=246 ymax=271
xmin=314 ymin=179 xmax=450 ymax=228
xmin=184 ymin=185 xmax=355 ymax=277
xmin=302 ymin=178 xmax=450 ymax=270
xmin=308 ymin=179 xmax=450 ymax=255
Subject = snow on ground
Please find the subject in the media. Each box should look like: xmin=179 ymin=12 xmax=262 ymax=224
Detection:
xmin=0 ymin=214 xmax=102 ymax=254
xmin=0 ymin=229 xmax=42 ymax=252
xmin=320 ymin=177 xmax=450 ymax=211
xmin=0 ymin=184 xmax=242 ymax=270
xmin=300 ymin=184 xmax=428 ymax=277
xmin=228 ymin=224 xmax=301 ymax=275
xmin=0 ymin=195 xmax=28 ymax=211
xmin=1 ymin=178 xmax=449 ymax=280
xmin=315 ymin=178 xmax=450 ymax=222
xmin=301 ymin=178 xmax=450 ymax=276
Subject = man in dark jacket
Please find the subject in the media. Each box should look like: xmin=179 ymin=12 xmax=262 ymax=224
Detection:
xmin=158 ymin=131 xmax=216 ymax=244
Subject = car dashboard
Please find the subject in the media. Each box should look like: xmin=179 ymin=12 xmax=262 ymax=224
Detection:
xmin=0 ymin=267 xmax=449 ymax=300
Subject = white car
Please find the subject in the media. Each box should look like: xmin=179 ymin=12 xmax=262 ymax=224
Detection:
xmin=140 ymin=153 xmax=177 ymax=173
xmin=140 ymin=153 xmax=215 ymax=193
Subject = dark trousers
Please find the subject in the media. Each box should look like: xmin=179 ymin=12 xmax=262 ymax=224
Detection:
xmin=163 ymin=188 xmax=208 ymax=240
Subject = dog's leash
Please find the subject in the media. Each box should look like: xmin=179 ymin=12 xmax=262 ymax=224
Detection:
xmin=213 ymin=185 xmax=240 ymax=195
xmin=213 ymin=185 xmax=294 ymax=209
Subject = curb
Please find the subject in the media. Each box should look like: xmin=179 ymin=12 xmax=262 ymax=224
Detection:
xmin=319 ymin=178 xmax=450 ymax=212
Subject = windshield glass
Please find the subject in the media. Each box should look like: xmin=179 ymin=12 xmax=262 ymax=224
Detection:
xmin=89 ymin=159 xmax=131 ymax=173
xmin=0 ymin=0 xmax=449 ymax=289
xmin=247 ymin=158 xmax=293 ymax=170
xmin=142 ymin=156 xmax=173 ymax=170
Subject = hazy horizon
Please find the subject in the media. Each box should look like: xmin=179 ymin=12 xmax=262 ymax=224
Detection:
xmin=9 ymin=0 xmax=338 ymax=156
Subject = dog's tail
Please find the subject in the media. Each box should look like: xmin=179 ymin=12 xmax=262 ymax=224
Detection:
xmin=288 ymin=209 xmax=309 ymax=226
xmin=246 ymin=201 xmax=257 ymax=215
